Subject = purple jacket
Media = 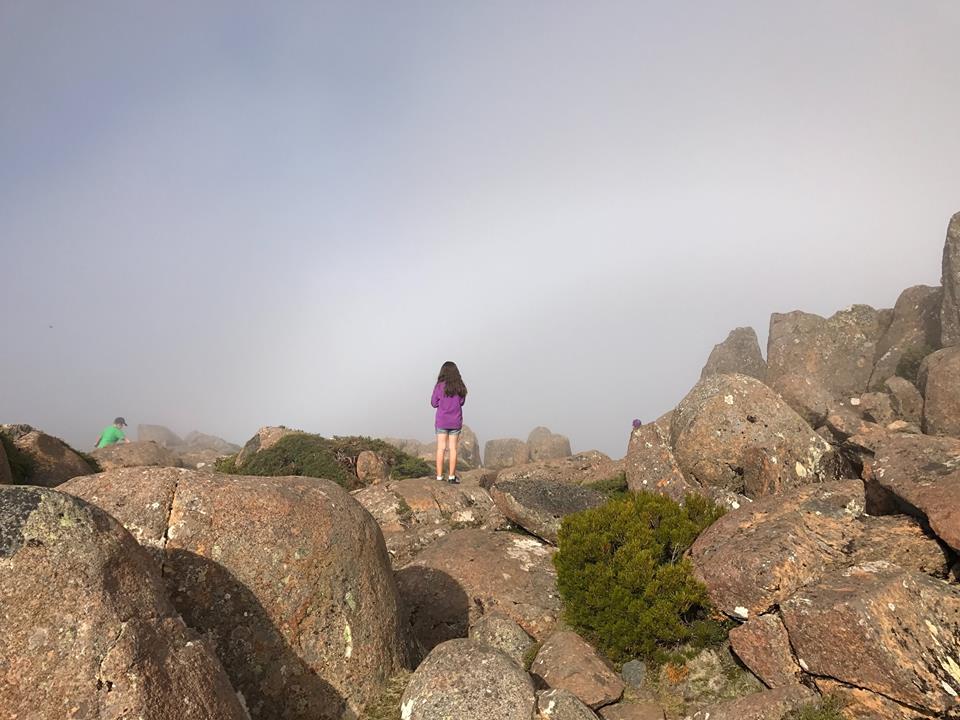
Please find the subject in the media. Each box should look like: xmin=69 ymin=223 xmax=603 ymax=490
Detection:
xmin=431 ymin=381 xmax=465 ymax=430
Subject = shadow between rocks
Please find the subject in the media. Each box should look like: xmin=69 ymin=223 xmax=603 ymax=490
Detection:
xmin=394 ymin=565 xmax=470 ymax=664
xmin=165 ymin=549 xmax=347 ymax=720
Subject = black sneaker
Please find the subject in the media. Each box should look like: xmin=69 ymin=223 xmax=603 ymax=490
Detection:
xmin=448 ymin=475 xmax=460 ymax=484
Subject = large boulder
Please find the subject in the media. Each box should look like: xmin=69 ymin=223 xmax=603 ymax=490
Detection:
xmin=468 ymin=612 xmax=535 ymax=667
xmin=356 ymin=449 xmax=389 ymax=484
xmin=396 ymin=529 xmax=560 ymax=652
xmin=0 ymin=424 xmax=94 ymax=487
xmin=400 ymin=638 xmax=536 ymax=720
xmin=457 ymin=425 xmax=482 ymax=469
xmin=530 ymin=630 xmax=625 ymax=709
xmin=539 ymin=688 xmax=602 ymax=719
xmin=91 ymin=440 xmax=182 ymax=471
xmin=489 ymin=477 xmax=605 ymax=545
xmin=869 ymin=285 xmax=942 ymax=390
xmin=884 ymin=376 xmax=924 ymax=424
xmin=528 ymin=427 xmax=573 ymax=462
xmin=235 ymin=425 xmax=299 ymax=467
xmin=781 ymin=562 xmax=960 ymax=717
xmin=918 ymin=346 xmax=960 ymax=436
xmin=0 ymin=486 xmax=246 ymax=720
xmin=625 ymin=417 xmax=698 ymax=503
xmin=939 ymin=211 xmax=960 ymax=347
xmin=61 ymin=467 xmax=411 ymax=720
xmin=353 ymin=477 xmax=506 ymax=566
xmin=685 ymin=685 xmax=816 ymax=720
xmin=485 ymin=438 xmax=530 ymax=470
xmin=137 ymin=423 xmax=184 ymax=447
xmin=767 ymin=305 xmax=889 ymax=423
xmin=670 ymin=374 xmax=842 ymax=498
xmin=700 ymin=327 xmax=767 ymax=382
xmin=497 ymin=451 xmax=624 ymax=487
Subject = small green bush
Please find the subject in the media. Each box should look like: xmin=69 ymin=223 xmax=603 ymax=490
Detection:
xmin=214 ymin=454 xmax=239 ymax=474
xmin=586 ymin=471 xmax=629 ymax=498
xmin=0 ymin=434 xmax=34 ymax=483
xmin=896 ymin=343 xmax=935 ymax=386
xmin=785 ymin=695 xmax=846 ymax=720
xmin=554 ymin=491 xmax=727 ymax=665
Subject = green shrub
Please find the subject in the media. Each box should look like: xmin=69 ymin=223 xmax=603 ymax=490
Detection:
xmin=215 ymin=454 xmax=239 ymax=474
xmin=896 ymin=343 xmax=935 ymax=386
xmin=554 ymin=491 xmax=727 ymax=665
xmin=586 ymin=471 xmax=629 ymax=498
xmin=0 ymin=434 xmax=35 ymax=483
xmin=785 ymin=695 xmax=846 ymax=720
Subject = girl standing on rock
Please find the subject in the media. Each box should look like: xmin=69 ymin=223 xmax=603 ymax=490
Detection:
xmin=431 ymin=361 xmax=467 ymax=484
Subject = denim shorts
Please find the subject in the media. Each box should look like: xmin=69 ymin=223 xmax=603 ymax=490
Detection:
xmin=435 ymin=427 xmax=462 ymax=436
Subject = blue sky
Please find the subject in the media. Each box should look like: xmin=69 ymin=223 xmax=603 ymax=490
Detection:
xmin=2 ymin=2 xmax=959 ymax=455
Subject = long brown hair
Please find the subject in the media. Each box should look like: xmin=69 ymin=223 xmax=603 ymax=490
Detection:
xmin=437 ymin=361 xmax=467 ymax=398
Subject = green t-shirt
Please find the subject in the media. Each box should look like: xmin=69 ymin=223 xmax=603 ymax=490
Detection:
xmin=97 ymin=425 xmax=125 ymax=448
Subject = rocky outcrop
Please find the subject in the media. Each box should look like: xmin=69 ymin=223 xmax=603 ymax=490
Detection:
xmin=528 ymin=427 xmax=573 ymax=461
xmin=485 ymin=438 xmax=530 ymax=470
xmin=670 ymin=374 xmax=843 ymax=499
xmin=940 ymin=211 xmax=960 ymax=347
xmin=869 ymin=285 xmax=942 ymax=390
xmin=624 ymin=416 xmax=696 ymax=503
xmin=885 ymin=376 xmax=924 ymax=424
xmin=235 ymin=425 xmax=299 ymax=467
xmin=356 ymin=449 xmax=389 ymax=483
xmin=767 ymin=305 xmax=889 ymax=424
xmin=781 ymin=562 xmax=960 ymax=717
xmin=530 ymin=630 xmax=625 ymax=709
xmin=0 ymin=424 xmax=93 ymax=487
xmin=728 ymin=615 xmax=800 ymax=689
xmin=61 ymin=467 xmax=411 ymax=720
xmin=457 ymin=425 xmax=482 ymax=469
xmin=352 ymin=477 xmax=506 ymax=566
xmin=468 ymin=612 xmax=535 ymax=667
xmin=918 ymin=346 xmax=960 ymax=436
xmin=497 ymin=451 xmax=624 ymax=487
xmin=0 ymin=486 xmax=246 ymax=720
xmin=700 ymin=327 xmax=767 ymax=382
xmin=489 ymin=477 xmax=604 ymax=544
xmin=91 ymin=440 xmax=182 ymax=470
xmin=137 ymin=423 xmax=184 ymax=447
xmin=685 ymin=685 xmax=816 ymax=720
xmin=396 ymin=529 xmax=560 ymax=652
xmin=182 ymin=430 xmax=241 ymax=454
xmin=400 ymin=639 xmax=536 ymax=720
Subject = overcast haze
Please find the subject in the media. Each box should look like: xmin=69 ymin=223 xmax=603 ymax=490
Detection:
xmin=2 ymin=2 xmax=959 ymax=457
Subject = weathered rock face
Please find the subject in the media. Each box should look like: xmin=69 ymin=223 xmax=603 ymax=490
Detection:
xmin=137 ymin=423 xmax=184 ymax=447
xmin=781 ymin=562 xmax=960 ymax=717
xmin=0 ymin=424 xmax=93 ymax=487
xmin=400 ymin=639 xmax=536 ymax=720
xmin=869 ymin=285 xmax=942 ymax=390
xmin=919 ymin=346 xmax=960 ymax=436
xmin=485 ymin=438 xmax=530 ymax=470
xmin=490 ymin=477 xmax=604 ymax=545
xmin=670 ymin=374 xmax=841 ymax=498
xmin=885 ymin=376 xmax=924 ymax=424
xmin=530 ymin=630 xmax=625 ymax=709
xmin=700 ymin=327 xmax=767 ymax=382
xmin=235 ymin=425 xmax=299 ymax=467
xmin=0 ymin=486 xmax=246 ymax=720
xmin=538 ymin=688 xmax=601 ymax=719
xmin=767 ymin=305 xmax=889 ymax=423
xmin=685 ymin=684 xmax=816 ymax=720
xmin=497 ymin=451 xmax=624 ymax=488
xmin=352 ymin=477 xmax=506 ymax=566
xmin=468 ymin=612 xmax=534 ymax=667
xmin=182 ymin=430 xmax=241 ymax=454
xmin=870 ymin=432 xmax=960 ymax=552
xmin=356 ymin=449 xmax=389 ymax=484
xmin=624 ymin=419 xmax=696 ymax=503
xmin=858 ymin=391 xmax=896 ymax=426
xmin=0 ymin=439 xmax=11 ymax=485
xmin=940 ymin=211 xmax=960 ymax=347
xmin=91 ymin=440 xmax=182 ymax=471
xmin=396 ymin=529 xmax=560 ymax=652
xmin=528 ymin=427 xmax=573 ymax=462
xmin=457 ymin=425 xmax=482 ymax=469
xmin=728 ymin=614 xmax=800 ymax=689
xmin=61 ymin=468 xmax=411 ymax=720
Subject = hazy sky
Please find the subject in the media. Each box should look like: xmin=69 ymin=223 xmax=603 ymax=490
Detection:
xmin=2 ymin=2 xmax=959 ymax=457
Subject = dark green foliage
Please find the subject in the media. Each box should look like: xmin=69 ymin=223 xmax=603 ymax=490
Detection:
xmin=216 ymin=433 xmax=431 ymax=489
xmin=0 ymin=434 xmax=34 ymax=483
xmin=785 ymin=695 xmax=846 ymax=720
xmin=586 ymin=471 xmax=628 ymax=498
xmin=896 ymin=343 xmax=935 ymax=386
xmin=522 ymin=641 xmax=542 ymax=672
xmin=554 ymin=491 xmax=728 ymax=664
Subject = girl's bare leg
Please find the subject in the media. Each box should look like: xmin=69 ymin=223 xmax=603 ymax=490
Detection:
xmin=435 ymin=434 xmax=447 ymax=478
xmin=448 ymin=434 xmax=460 ymax=478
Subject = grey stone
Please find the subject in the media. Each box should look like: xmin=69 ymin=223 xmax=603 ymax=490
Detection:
xmin=469 ymin=612 xmax=534 ymax=667
xmin=939 ymin=211 xmax=960 ymax=347
xmin=700 ymin=327 xmax=767 ymax=382
xmin=621 ymin=660 xmax=648 ymax=689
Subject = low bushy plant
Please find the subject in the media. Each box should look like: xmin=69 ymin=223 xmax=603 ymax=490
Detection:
xmin=785 ymin=695 xmax=846 ymax=720
xmin=586 ymin=471 xmax=629 ymax=498
xmin=554 ymin=491 xmax=727 ymax=665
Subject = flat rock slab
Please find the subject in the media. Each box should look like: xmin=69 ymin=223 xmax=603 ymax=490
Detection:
xmin=871 ymin=433 xmax=960 ymax=551
xmin=531 ymin=630 xmax=625 ymax=709
xmin=781 ymin=562 xmax=960 ymax=716
xmin=62 ymin=467 xmax=411 ymax=720
xmin=490 ymin=477 xmax=605 ymax=544
xmin=685 ymin=684 xmax=816 ymax=720
xmin=400 ymin=638 xmax=535 ymax=720
xmin=497 ymin=451 xmax=624 ymax=487
xmin=728 ymin=614 xmax=800 ymax=689
xmin=0 ymin=486 xmax=246 ymax=720
xmin=397 ymin=528 xmax=560 ymax=652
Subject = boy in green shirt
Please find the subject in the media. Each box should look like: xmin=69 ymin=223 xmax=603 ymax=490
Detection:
xmin=96 ymin=417 xmax=130 ymax=448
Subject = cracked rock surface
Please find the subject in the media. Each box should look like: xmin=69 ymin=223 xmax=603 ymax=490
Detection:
xmin=0 ymin=485 xmax=246 ymax=720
